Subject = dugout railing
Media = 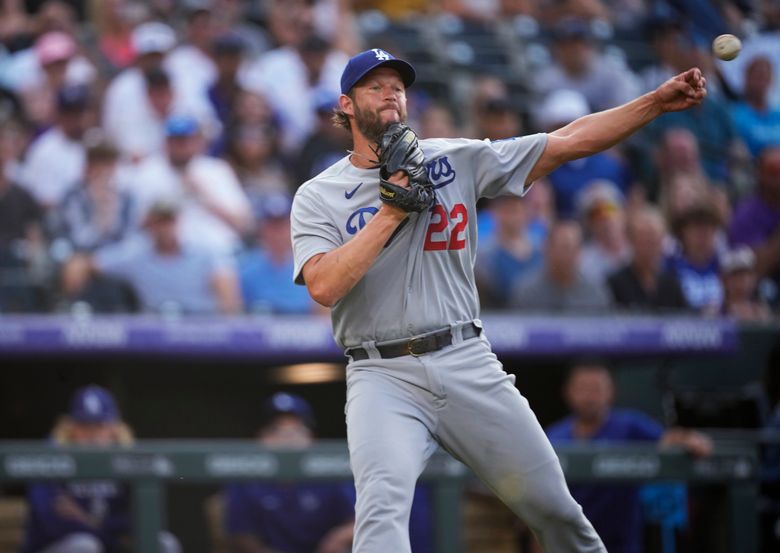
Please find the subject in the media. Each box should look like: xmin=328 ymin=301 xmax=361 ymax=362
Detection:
xmin=0 ymin=440 xmax=759 ymax=553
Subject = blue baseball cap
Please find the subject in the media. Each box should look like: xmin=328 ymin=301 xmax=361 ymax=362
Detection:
xmin=261 ymin=392 xmax=315 ymax=429
xmin=69 ymin=385 xmax=120 ymax=424
xmin=340 ymin=48 xmax=415 ymax=94
xmin=165 ymin=115 xmax=199 ymax=137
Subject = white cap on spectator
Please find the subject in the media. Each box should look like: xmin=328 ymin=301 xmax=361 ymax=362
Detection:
xmin=35 ymin=31 xmax=76 ymax=65
xmin=536 ymin=89 xmax=590 ymax=130
xmin=132 ymin=21 xmax=176 ymax=56
xmin=577 ymin=179 xmax=625 ymax=220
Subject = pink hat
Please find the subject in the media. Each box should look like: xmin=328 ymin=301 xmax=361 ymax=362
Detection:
xmin=35 ymin=31 xmax=77 ymax=65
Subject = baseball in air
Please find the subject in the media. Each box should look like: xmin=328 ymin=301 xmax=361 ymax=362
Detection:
xmin=712 ymin=34 xmax=741 ymax=61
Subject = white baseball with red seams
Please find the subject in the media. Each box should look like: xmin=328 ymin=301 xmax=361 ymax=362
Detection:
xmin=713 ymin=34 xmax=742 ymax=61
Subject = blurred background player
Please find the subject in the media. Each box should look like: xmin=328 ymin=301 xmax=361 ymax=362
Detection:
xmin=222 ymin=392 xmax=432 ymax=553
xmin=545 ymin=361 xmax=713 ymax=553
xmin=19 ymin=385 xmax=181 ymax=553
xmin=223 ymin=392 xmax=355 ymax=553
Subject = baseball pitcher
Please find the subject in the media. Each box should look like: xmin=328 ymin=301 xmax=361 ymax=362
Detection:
xmin=291 ymin=48 xmax=707 ymax=552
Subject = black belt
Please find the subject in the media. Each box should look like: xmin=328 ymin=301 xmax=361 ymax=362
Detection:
xmin=347 ymin=323 xmax=481 ymax=361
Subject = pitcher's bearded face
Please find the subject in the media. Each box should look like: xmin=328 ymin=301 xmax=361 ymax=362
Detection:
xmin=351 ymin=67 xmax=408 ymax=144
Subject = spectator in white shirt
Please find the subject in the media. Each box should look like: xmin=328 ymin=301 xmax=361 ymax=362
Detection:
xmin=535 ymin=17 xmax=641 ymax=113
xmin=20 ymin=85 xmax=90 ymax=209
xmin=130 ymin=114 xmax=252 ymax=255
xmin=166 ymin=2 xmax=218 ymax=116
xmin=1 ymin=30 xmax=96 ymax=129
xmin=102 ymin=21 xmax=178 ymax=162
xmin=239 ymin=34 xmax=347 ymax=153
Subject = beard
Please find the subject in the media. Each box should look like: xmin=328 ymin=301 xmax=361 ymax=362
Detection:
xmin=353 ymin=101 xmax=406 ymax=145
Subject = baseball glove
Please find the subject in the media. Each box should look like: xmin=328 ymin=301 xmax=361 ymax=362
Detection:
xmin=378 ymin=123 xmax=436 ymax=213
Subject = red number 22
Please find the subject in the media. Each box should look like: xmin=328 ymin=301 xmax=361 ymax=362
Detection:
xmin=423 ymin=203 xmax=468 ymax=251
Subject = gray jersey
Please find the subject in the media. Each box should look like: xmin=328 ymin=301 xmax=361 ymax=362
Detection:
xmin=291 ymin=134 xmax=548 ymax=348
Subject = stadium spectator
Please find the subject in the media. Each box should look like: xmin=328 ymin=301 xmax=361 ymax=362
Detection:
xmin=20 ymin=85 xmax=90 ymax=209
xmin=717 ymin=0 xmax=780 ymax=108
xmin=510 ymin=220 xmax=612 ymax=311
xmin=535 ymin=89 xmax=634 ymax=218
xmin=0 ymin=114 xmax=47 ymax=311
xmin=52 ymin=138 xmax=137 ymax=253
xmin=238 ymin=194 xmax=316 ymax=314
xmin=640 ymin=14 xmax=699 ymax=93
xmin=577 ymin=180 xmax=631 ymax=285
xmin=730 ymin=56 xmax=780 ymax=159
xmin=535 ymin=17 xmax=641 ymax=113
xmin=646 ymin=90 xmax=744 ymax=188
xmin=0 ymin=0 xmax=30 ymax=46
xmin=206 ymin=32 xmax=247 ymax=154
xmin=88 ymin=0 xmax=142 ymax=70
xmin=607 ymin=206 xmax=689 ymax=311
xmin=417 ymin=101 xmax=459 ymax=140
xmin=24 ymin=31 xmax=89 ymax=128
xmin=653 ymin=127 xmax=730 ymax=224
xmin=729 ymin=145 xmax=780 ymax=303
xmin=102 ymin=21 xmax=177 ymax=161
xmin=1 ymin=30 xmax=96 ymax=130
xmin=102 ymin=21 xmax=214 ymax=161
xmin=165 ymin=2 xmax=218 ymax=114
xmin=224 ymin=122 xmax=290 ymax=203
xmin=472 ymin=96 xmax=521 ymax=141
xmin=666 ymin=202 xmax=725 ymax=314
xmin=223 ymin=391 xmax=432 ymax=553
xmin=295 ymin=91 xmax=352 ymax=186
xmin=240 ymin=32 xmax=348 ymax=153
xmin=19 ymin=385 xmax=181 ymax=553
xmin=131 ymin=114 xmax=252 ymax=255
xmin=223 ymin=392 xmax=356 ymax=553
xmin=545 ymin=361 xmax=712 ymax=553
xmin=720 ymin=246 xmax=772 ymax=321
xmin=61 ymin=199 xmax=242 ymax=315
xmin=465 ymin=75 xmax=509 ymax=138
xmin=0 ymin=116 xmax=41 ymax=247
xmin=476 ymin=194 xmax=543 ymax=309
xmin=264 ymin=0 xmax=317 ymax=49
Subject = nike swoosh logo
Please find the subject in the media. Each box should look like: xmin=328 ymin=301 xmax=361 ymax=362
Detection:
xmin=345 ymin=182 xmax=363 ymax=199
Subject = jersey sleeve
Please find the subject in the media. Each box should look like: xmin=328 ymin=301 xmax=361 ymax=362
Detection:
xmin=291 ymin=187 xmax=343 ymax=285
xmin=472 ymin=133 xmax=548 ymax=199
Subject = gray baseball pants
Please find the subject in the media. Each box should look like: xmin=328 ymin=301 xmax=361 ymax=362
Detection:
xmin=346 ymin=324 xmax=606 ymax=552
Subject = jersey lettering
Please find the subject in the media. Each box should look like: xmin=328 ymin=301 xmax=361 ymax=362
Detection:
xmin=426 ymin=156 xmax=456 ymax=189
xmin=346 ymin=206 xmax=379 ymax=235
xmin=448 ymin=203 xmax=468 ymax=250
xmin=423 ymin=204 xmax=448 ymax=250
xmin=423 ymin=203 xmax=468 ymax=251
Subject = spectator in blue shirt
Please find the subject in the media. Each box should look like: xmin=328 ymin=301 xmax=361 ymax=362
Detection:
xmin=546 ymin=361 xmax=712 ymax=553
xmin=535 ymin=89 xmax=634 ymax=218
xmin=224 ymin=393 xmax=354 ymax=553
xmin=730 ymin=55 xmax=780 ymax=159
xmin=62 ymin=199 xmax=243 ymax=314
xmin=20 ymin=385 xmax=180 ymax=553
xmin=239 ymin=194 xmax=316 ymax=313
xmin=475 ymin=194 xmax=544 ymax=309
xmin=666 ymin=202 xmax=725 ymax=313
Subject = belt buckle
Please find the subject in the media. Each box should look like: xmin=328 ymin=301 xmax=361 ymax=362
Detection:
xmin=408 ymin=336 xmax=428 ymax=357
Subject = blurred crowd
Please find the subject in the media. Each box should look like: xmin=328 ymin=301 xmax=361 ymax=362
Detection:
xmin=0 ymin=0 xmax=779 ymax=319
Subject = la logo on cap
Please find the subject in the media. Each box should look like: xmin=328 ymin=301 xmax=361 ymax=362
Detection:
xmin=372 ymin=49 xmax=390 ymax=61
